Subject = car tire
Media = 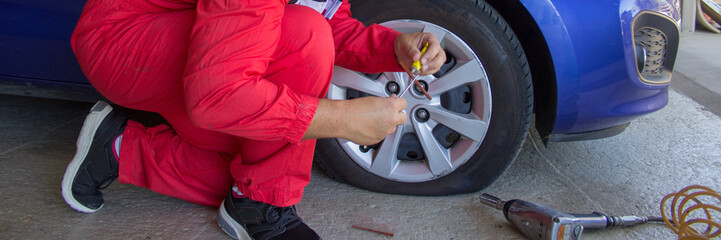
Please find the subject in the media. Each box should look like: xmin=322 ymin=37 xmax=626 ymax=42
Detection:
xmin=313 ymin=0 xmax=533 ymax=195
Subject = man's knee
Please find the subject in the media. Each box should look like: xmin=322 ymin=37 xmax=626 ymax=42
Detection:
xmin=266 ymin=4 xmax=335 ymax=97
xmin=279 ymin=5 xmax=334 ymax=65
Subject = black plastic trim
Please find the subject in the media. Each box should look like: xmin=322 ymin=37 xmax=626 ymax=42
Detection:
xmin=547 ymin=123 xmax=630 ymax=142
xmin=632 ymin=11 xmax=680 ymax=85
xmin=0 ymin=76 xmax=102 ymax=102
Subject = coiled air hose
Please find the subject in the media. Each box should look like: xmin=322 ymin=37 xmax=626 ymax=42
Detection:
xmin=661 ymin=185 xmax=721 ymax=239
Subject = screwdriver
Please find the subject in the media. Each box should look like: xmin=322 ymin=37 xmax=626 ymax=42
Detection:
xmin=398 ymin=42 xmax=432 ymax=100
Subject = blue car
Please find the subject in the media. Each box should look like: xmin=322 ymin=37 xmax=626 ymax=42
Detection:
xmin=1 ymin=0 xmax=681 ymax=195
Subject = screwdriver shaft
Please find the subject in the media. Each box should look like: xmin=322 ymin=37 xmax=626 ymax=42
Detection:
xmin=398 ymin=75 xmax=418 ymax=97
xmin=398 ymin=42 xmax=432 ymax=100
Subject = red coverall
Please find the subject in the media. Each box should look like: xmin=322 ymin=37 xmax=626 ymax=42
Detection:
xmin=71 ymin=0 xmax=403 ymax=207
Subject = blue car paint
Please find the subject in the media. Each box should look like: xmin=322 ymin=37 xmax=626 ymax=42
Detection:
xmin=0 ymin=0 xmax=87 ymax=84
xmin=516 ymin=0 xmax=679 ymax=134
xmin=0 ymin=0 xmax=680 ymax=137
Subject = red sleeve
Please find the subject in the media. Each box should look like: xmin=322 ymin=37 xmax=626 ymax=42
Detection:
xmin=328 ymin=0 xmax=404 ymax=73
xmin=182 ymin=0 xmax=318 ymax=144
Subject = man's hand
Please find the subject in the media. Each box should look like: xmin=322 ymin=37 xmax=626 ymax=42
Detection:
xmin=303 ymin=33 xmax=444 ymax=146
xmin=394 ymin=32 xmax=446 ymax=76
xmin=304 ymin=97 xmax=407 ymax=146
xmin=340 ymin=96 xmax=407 ymax=145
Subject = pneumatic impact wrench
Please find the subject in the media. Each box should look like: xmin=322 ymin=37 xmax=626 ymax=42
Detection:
xmin=479 ymin=194 xmax=664 ymax=240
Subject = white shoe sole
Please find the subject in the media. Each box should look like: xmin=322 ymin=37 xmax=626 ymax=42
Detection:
xmin=217 ymin=199 xmax=253 ymax=240
xmin=61 ymin=101 xmax=113 ymax=213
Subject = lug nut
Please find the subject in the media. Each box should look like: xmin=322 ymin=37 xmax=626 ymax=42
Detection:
xmin=359 ymin=145 xmax=371 ymax=153
xmin=415 ymin=108 xmax=430 ymax=122
xmin=413 ymin=80 xmax=428 ymax=94
xmin=386 ymin=82 xmax=400 ymax=95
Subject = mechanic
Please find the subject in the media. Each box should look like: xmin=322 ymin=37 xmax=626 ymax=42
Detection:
xmin=61 ymin=0 xmax=445 ymax=239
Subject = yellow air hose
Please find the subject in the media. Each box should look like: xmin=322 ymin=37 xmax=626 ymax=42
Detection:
xmin=660 ymin=185 xmax=721 ymax=240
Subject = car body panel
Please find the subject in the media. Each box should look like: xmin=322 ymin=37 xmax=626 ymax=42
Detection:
xmin=0 ymin=0 xmax=87 ymax=84
xmin=516 ymin=0 xmax=679 ymax=134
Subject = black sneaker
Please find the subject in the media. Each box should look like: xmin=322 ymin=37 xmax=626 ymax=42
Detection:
xmin=61 ymin=101 xmax=126 ymax=213
xmin=217 ymin=190 xmax=321 ymax=240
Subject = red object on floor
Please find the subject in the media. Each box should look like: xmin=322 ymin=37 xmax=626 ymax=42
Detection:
xmin=71 ymin=0 xmax=402 ymax=207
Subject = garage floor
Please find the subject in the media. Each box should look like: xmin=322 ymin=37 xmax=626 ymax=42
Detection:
xmin=1 ymin=32 xmax=720 ymax=240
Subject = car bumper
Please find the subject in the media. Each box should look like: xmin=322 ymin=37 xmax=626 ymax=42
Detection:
xmin=549 ymin=0 xmax=681 ymax=136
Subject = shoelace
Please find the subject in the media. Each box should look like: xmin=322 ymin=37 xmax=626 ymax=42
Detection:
xmin=273 ymin=206 xmax=302 ymax=230
xmin=97 ymin=174 xmax=118 ymax=190
xmin=76 ymin=163 xmax=117 ymax=194
xmin=249 ymin=204 xmax=304 ymax=240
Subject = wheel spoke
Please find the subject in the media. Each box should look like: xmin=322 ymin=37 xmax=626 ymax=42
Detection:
xmin=382 ymin=71 xmax=406 ymax=82
xmin=383 ymin=71 xmax=411 ymax=90
xmin=370 ymin=126 xmax=403 ymax=177
xmin=422 ymin=24 xmax=446 ymax=45
xmin=427 ymin=60 xmax=484 ymax=96
xmin=424 ymin=105 xmax=488 ymax=141
xmin=332 ymin=67 xmax=387 ymax=97
xmin=413 ymin=120 xmax=452 ymax=176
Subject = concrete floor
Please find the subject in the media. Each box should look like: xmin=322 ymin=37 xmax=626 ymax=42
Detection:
xmin=673 ymin=31 xmax=721 ymax=116
xmin=2 ymin=32 xmax=721 ymax=239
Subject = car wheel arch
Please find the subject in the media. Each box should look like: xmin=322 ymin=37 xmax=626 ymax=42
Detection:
xmin=485 ymin=0 xmax=583 ymax=141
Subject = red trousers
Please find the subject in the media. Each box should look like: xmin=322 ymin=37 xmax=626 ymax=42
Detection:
xmin=71 ymin=0 xmax=401 ymax=207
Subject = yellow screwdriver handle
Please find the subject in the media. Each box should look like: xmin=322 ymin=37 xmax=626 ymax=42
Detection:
xmin=411 ymin=42 xmax=429 ymax=74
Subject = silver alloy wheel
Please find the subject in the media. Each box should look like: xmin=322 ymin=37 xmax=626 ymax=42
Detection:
xmin=327 ymin=20 xmax=492 ymax=182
